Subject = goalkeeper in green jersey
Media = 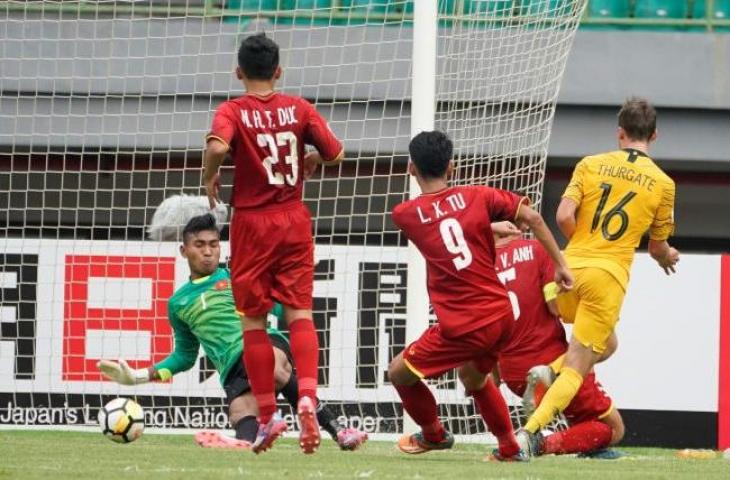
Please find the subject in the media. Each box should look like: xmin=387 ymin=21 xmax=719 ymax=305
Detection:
xmin=97 ymin=214 xmax=367 ymax=451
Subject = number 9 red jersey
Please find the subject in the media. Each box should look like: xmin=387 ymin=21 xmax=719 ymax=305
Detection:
xmin=206 ymin=92 xmax=343 ymax=210
xmin=391 ymin=185 xmax=527 ymax=338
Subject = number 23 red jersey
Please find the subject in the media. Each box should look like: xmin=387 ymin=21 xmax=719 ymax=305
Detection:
xmin=207 ymin=92 xmax=343 ymax=210
xmin=392 ymin=185 xmax=527 ymax=338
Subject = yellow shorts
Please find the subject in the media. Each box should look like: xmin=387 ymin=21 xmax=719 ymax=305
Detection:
xmin=556 ymin=267 xmax=625 ymax=354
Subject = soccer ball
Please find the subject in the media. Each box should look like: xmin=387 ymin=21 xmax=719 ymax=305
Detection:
xmin=147 ymin=194 xmax=228 ymax=241
xmin=98 ymin=398 xmax=145 ymax=443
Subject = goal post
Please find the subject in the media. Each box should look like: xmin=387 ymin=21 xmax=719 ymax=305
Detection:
xmin=404 ymin=0 xmax=438 ymax=434
xmin=0 ymin=0 xmax=585 ymax=440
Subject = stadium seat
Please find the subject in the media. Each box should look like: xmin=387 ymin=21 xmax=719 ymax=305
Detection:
xmin=279 ymin=0 xmax=335 ymax=25
xmin=582 ymin=0 xmax=631 ymax=30
xmin=463 ymin=0 xmax=513 ymax=16
xmin=340 ymin=0 xmax=414 ymax=25
xmin=633 ymin=0 xmax=689 ymax=20
xmin=338 ymin=1 xmax=461 ymax=27
xmin=224 ymin=0 xmax=279 ymax=25
xmin=692 ymin=0 xmax=730 ymax=31
xmin=632 ymin=0 xmax=690 ymax=30
xmin=517 ymin=0 xmax=573 ymax=17
xmin=587 ymin=0 xmax=631 ymax=18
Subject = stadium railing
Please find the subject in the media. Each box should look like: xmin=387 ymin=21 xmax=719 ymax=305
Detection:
xmin=1 ymin=0 xmax=729 ymax=31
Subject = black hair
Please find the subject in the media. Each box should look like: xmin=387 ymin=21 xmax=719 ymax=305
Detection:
xmin=618 ymin=97 xmax=656 ymax=142
xmin=408 ymin=131 xmax=454 ymax=179
xmin=237 ymin=33 xmax=280 ymax=81
xmin=182 ymin=214 xmax=219 ymax=243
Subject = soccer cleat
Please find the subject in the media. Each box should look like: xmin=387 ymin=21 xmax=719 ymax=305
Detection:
xmin=577 ymin=448 xmax=627 ymax=460
xmin=251 ymin=414 xmax=288 ymax=454
xmin=485 ymin=448 xmax=529 ymax=462
xmin=523 ymin=365 xmax=556 ymax=417
xmin=194 ymin=431 xmax=252 ymax=450
xmin=336 ymin=428 xmax=369 ymax=451
xmin=515 ymin=429 xmax=544 ymax=458
xmin=297 ymin=396 xmax=321 ymax=454
xmin=397 ymin=430 xmax=455 ymax=454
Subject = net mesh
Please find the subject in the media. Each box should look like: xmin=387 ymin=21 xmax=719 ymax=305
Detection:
xmin=0 ymin=0 xmax=582 ymax=439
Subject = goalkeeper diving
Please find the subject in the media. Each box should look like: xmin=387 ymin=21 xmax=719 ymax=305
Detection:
xmin=97 ymin=213 xmax=367 ymax=451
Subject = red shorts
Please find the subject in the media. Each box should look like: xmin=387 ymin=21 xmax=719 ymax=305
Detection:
xmin=505 ymin=371 xmax=613 ymax=424
xmin=229 ymin=203 xmax=314 ymax=316
xmin=403 ymin=315 xmax=513 ymax=379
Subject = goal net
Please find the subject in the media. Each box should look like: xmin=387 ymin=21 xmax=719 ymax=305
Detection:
xmin=0 ymin=0 xmax=583 ymax=440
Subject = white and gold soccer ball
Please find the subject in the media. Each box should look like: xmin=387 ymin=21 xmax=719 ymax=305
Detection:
xmin=147 ymin=194 xmax=228 ymax=242
xmin=98 ymin=398 xmax=145 ymax=444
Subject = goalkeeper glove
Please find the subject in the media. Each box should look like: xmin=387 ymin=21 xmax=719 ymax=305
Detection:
xmin=97 ymin=359 xmax=150 ymax=385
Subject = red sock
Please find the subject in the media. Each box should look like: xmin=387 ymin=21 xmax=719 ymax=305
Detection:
xmin=242 ymin=329 xmax=276 ymax=424
xmin=288 ymin=318 xmax=319 ymax=401
xmin=544 ymin=420 xmax=613 ymax=455
xmin=468 ymin=379 xmax=520 ymax=458
xmin=395 ymin=382 xmax=445 ymax=443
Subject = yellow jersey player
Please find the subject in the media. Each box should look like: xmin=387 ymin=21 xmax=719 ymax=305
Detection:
xmin=517 ymin=97 xmax=680 ymax=456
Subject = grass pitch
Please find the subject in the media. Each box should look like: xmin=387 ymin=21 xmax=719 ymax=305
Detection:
xmin=1 ymin=430 xmax=729 ymax=479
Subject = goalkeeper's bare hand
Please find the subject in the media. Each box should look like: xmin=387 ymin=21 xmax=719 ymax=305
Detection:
xmin=97 ymin=359 xmax=150 ymax=385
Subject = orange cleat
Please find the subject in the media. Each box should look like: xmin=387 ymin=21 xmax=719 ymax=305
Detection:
xmin=194 ymin=431 xmax=252 ymax=450
xmin=397 ymin=431 xmax=454 ymax=454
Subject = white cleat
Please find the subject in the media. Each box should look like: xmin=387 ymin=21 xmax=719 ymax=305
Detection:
xmin=522 ymin=365 xmax=556 ymax=417
xmin=515 ymin=429 xmax=543 ymax=458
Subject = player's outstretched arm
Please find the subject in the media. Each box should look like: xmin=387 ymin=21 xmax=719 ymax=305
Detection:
xmin=516 ymin=205 xmax=573 ymax=291
xmin=648 ymin=239 xmax=680 ymax=275
xmin=556 ymin=197 xmax=578 ymax=241
xmin=97 ymin=312 xmax=201 ymax=385
xmin=203 ymin=138 xmax=228 ymax=210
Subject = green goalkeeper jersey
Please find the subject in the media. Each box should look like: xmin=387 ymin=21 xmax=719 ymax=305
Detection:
xmin=154 ymin=267 xmax=286 ymax=385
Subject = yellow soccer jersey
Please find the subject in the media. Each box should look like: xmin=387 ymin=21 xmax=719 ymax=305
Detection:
xmin=562 ymin=148 xmax=675 ymax=288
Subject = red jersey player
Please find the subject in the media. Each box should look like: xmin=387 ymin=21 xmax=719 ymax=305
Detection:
xmin=491 ymin=224 xmax=625 ymax=458
xmin=388 ymin=131 xmax=573 ymax=461
xmin=202 ymin=33 xmax=344 ymax=454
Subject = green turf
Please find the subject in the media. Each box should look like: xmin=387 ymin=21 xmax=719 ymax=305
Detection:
xmin=1 ymin=430 xmax=729 ymax=479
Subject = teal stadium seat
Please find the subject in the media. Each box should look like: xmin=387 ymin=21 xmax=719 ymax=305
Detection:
xmin=463 ymin=0 xmax=514 ymax=17
xmin=517 ymin=0 xmax=573 ymax=18
xmin=583 ymin=0 xmax=631 ymax=30
xmin=339 ymin=1 xmax=458 ymax=27
xmin=633 ymin=0 xmax=689 ymax=29
xmin=460 ymin=0 xmax=514 ymax=29
xmin=224 ymin=0 xmax=279 ymax=25
xmin=339 ymin=0 xmax=413 ymax=25
xmin=280 ymin=0 xmax=335 ymax=25
xmin=692 ymin=0 xmax=730 ymax=31
xmin=588 ymin=0 xmax=631 ymax=18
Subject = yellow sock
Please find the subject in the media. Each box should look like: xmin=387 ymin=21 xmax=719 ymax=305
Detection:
xmin=549 ymin=354 xmax=565 ymax=374
xmin=524 ymin=367 xmax=583 ymax=433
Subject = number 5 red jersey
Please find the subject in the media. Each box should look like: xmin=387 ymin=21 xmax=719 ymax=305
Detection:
xmin=392 ymin=185 xmax=527 ymax=338
xmin=206 ymin=92 xmax=343 ymax=210
xmin=494 ymin=238 xmax=567 ymax=382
